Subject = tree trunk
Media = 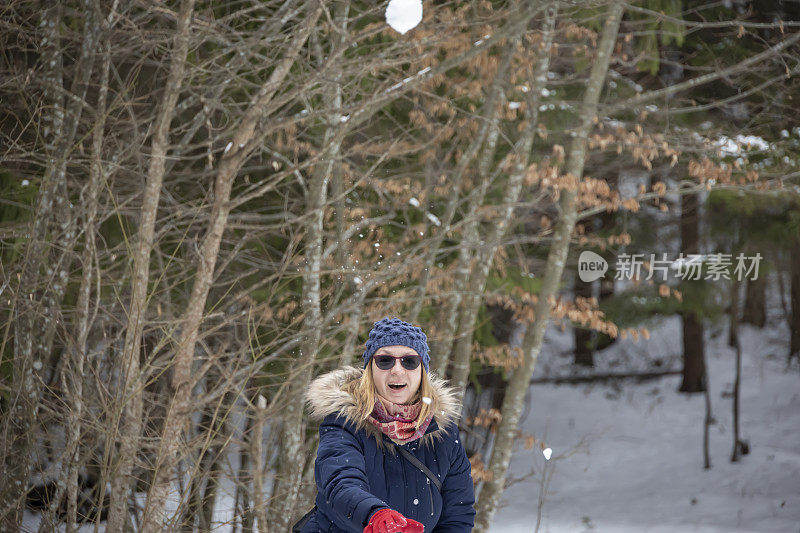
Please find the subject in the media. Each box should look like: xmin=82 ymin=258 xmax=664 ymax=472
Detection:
xmin=728 ymin=279 xmax=740 ymax=348
xmin=473 ymin=3 xmax=623 ymax=530
xmin=790 ymin=235 xmax=800 ymax=364
xmin=731 ymin=292 xmax=744 ymax=463
xmin=251 ymin=398 xmax=268 ymax=532
xmin=294 ymin=433 xmax=320 ymax=517
xmin=39 ymin=8 xmax=111 ymax=532
xmin=703 ymin=371 xmax=712 ymax=469
xmin=236 ymin=410 xmax=255 ymax=533
xmin=679 ymin=191 xmax=706 ymax=393
xmin=140 ymin=5 xmax=321 ymax=529
xmin=449 ymin=21 xmax=555 ymax=394
xmin=680 ymin=311 xmax=707 ymax=392
xmin=180 ymin=414 xmax=212 ymax=532
xmin=1 ymin=2 xmax=86 ymax=526
xmin=179 ymin=383 xmax=233 ymax=532
xmin=408 ymin=41 xmax=515 ymax=326
xmin=742 ymin=273 xmax=767 ymax=328
xmin=435 ymin=82 xmax=506 ymax=377
xmin=266 ymin=131 xmax=332 ymax=533
xmin=106 ymin=1 xmax=196 ymax=530
xmin=595 ymin=211 xmax=617 ymax=351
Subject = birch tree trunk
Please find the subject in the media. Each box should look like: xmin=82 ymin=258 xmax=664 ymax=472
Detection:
xmin=1 ymin=1 xmax=87 ymax=525
xmin=434 ymin=70 xmax=510 ymax=376
xmin=106 ymin=1 xmax=196 ymax=530
xmin=38 ymin=7 xmax=113 ymax=531
xmin=236 ymin=409 xmax=255 ymax=533
xmin=141 ymin=4 xmax=323 ymax=529
xmin=449 ymin=8 xmax=556 ymax=395
xmin=473 ymin=2 xmax=624 ymax=529
xmin=266 ymin=98 xmax=338 ymax=533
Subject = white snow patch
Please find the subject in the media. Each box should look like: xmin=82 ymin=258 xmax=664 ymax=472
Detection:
xmin=736 ymin=135 xmax=770 ymax=151
xmin=716 ymin=136 xmax=741 ymax=156
xmin=495 ymin=312 xmax=800 ymax=533
xmin=716 ymin=135 xmax=771 ymax=156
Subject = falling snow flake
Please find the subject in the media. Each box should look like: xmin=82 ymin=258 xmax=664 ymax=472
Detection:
xmin=425 ymin=212 xmax=441 ymax=226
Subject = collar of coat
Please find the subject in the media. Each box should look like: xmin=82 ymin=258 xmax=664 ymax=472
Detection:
xmin=305 ymin=366 xmax=461 ymax=448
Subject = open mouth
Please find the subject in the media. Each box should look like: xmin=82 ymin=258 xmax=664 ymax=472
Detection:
xmin=388 ymin=383 xmax=407 ymax=390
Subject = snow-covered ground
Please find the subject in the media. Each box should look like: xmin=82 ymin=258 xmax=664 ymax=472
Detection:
xmin=23 ymin=317 xmax=799 ymax=533
xmin=494 ymin=318 xmax=800 ymax=533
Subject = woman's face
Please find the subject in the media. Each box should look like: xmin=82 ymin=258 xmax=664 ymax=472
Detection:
xmin=371 ymin=345 xmax=423 ymax=405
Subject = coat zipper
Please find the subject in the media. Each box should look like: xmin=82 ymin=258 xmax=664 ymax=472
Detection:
xmin=427 ymin=477 xmax=434 ymax=516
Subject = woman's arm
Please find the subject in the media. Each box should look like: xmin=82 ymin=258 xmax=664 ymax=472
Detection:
xmin=316 ymin=415 xmax=389 ymax=531
xmin=432 ymin=432 xmax=476 ymax=532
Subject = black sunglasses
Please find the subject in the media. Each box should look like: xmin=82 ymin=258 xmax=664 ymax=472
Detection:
xmin=373 ymin=354 xmax=422 ymax=371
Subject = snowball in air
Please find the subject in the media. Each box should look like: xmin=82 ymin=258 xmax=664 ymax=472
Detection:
xmin=385 ymin=0 xmax=423 ymax=35
xmin=543 ymin=447 xmax=552 ymax=460
xmin=422 ymin=396 xmax=432 ymax=405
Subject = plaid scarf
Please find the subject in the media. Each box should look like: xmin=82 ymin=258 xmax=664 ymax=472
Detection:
xmin=368 ymin=397 xmax=433 ymax=444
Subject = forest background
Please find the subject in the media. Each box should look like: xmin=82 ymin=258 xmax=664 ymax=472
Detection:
xmin=1 ymin=0 xmax=799 ymax=531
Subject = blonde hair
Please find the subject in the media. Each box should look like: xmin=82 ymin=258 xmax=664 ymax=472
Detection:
xmin=348 ymin=362 xmax=434 ymax=432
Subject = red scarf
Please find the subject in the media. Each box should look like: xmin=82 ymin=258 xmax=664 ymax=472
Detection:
xmin=368 ymin=397 xmax=433 ymax=444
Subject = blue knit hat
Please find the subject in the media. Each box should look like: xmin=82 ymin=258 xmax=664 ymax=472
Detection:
xmin=363 ymin=317 xmax=430 ymax=372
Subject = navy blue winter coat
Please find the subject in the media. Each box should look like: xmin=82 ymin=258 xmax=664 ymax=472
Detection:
xmin=300 ymin=367 xmax=475 ymax=532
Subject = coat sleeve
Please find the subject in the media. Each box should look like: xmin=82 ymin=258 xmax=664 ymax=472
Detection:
xmin=316 ymin=414 xmax=389 ymax=532
xmin=432 ymin=428 xmax=476 ymax=532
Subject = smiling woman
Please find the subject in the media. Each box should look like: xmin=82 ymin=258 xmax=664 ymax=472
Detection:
xmin=371 ymin=346 xmax=423 ymax=405
xmin=297 ymin=318 xmax=476 ymax=533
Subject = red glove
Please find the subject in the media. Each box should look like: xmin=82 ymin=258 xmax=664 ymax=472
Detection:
xmin=363 ymin=508 xmax=424 ymax=533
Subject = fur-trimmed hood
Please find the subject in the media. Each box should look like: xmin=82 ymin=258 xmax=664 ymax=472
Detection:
xmin=305 ymin=366 xmax=461 ymax=447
